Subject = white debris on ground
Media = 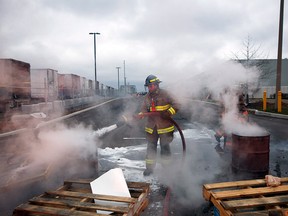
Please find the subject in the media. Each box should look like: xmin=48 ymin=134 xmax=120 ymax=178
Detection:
xmin=97 ymin=126 xmax=217 ymax=194
xmin=96 ymin=123 xmax=232 ymax=216
xmin=98 ymin=144 xmax=161 ymax=191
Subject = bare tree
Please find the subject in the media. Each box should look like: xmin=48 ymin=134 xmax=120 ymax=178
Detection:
xmin=231 ymin=35 xmax=268 ymax=61
xmin=231 ymin=35 xmax=272 ymax=104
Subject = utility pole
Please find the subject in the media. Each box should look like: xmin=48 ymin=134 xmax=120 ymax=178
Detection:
xmin=89 ymin=32 xmax=100 ymax=95
xmin=123 ymin=60 xmax=126 ymax=95
xmin=275 ymin=0 xmax=284 ymax=110
xmin=116 ymin=67 xmax=121 ymax=94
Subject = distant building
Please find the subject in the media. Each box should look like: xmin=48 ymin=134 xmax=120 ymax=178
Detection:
xmin=119 ymin=84 xmax=137 ymax=95
xmin=237 ymin=58 xmax=288 ymax=98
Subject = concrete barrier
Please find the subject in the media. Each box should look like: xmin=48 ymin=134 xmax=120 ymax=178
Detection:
xmin=22 ymin=104 xmax=40 ymax=113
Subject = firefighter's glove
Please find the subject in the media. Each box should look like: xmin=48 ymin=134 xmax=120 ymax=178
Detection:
xmin=161 ymin=110 xmax=171 ymax=119
xmin=243 ymin=110 xmax=249 ymax=116
xmin=133 ymin=113 xmax=144 ymax=120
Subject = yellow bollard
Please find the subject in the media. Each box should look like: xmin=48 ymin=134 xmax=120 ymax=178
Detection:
xmin=278 ymin=91 xmax=282 ymax=113
xmin=263 ymin=91 xmax=267 ymax=111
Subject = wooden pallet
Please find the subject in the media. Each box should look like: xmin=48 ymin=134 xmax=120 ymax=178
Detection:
xmin=203 ymin=177 xmax=288 ymax=216
xmin=13 ymin=179 xmax=150 ymax=216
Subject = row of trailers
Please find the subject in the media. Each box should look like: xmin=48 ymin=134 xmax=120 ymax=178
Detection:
xmin=0 ymin=58 xmax=116 ymax=112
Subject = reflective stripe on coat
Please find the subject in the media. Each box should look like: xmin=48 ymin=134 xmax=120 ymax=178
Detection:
xmin=141 ymin=88 xmax=179 ymax=134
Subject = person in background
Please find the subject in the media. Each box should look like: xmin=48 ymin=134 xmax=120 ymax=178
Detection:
xmin=135 ymin=75 xmax=180 ymax=176
xmin=214 ymin=87 xmax=248 ymax=151
xmin=214 ymin=90 xmax=228 ymax=149
xmin=237 ymin=91 xmax=249 ymax=121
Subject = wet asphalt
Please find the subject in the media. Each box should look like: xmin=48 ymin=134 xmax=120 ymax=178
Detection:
xmin=0 ymin=98 xmax=288 ymax=215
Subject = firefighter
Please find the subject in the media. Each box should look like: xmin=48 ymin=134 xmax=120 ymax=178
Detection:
xmin=135 ymin=75 xmax=179 ymax=176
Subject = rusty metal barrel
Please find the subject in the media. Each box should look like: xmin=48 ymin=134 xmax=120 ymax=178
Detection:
xmin=231 ymin=132 xmax=270 ymax=174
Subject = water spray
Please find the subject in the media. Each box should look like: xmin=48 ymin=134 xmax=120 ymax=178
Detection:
xmin=93 ymin=115 xmax=128 ymax=139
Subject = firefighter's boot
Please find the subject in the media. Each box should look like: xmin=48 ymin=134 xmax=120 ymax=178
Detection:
xmin=144 ymin=140 xmax=157 ymax=176
xmin=215 ymin=143 xmax=224 ymax=153
xmin=214 ymin=134 xmax=221 ymax=142
xmin=143 ymin=159 xmax=155 ymax=176
xmin=143 ymin=167 xmax=153 ymax=176
xmin=223 ymin=136 xmax=227 ymax=150
xmin=159 ymin=184 xmax=168 ymax=197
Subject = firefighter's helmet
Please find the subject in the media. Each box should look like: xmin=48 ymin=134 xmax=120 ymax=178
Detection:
xmin=144 ymin=75 xmax=161 ymax=86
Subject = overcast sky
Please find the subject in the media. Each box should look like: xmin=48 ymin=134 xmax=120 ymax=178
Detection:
xmin=1 ymin=0 xmax=287 ymax=91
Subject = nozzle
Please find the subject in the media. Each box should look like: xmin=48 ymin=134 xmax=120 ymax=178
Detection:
xmin=116 ymin=115 xmax=128 ymax=127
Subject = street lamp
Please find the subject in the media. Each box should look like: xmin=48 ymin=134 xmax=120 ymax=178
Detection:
xmin=123 ymin=60 xmax=127 ymax=95
xmin=89 ymin=32 xmax=100 ymax=94
xmin=116 ymin=67 xmax=121 ymax=92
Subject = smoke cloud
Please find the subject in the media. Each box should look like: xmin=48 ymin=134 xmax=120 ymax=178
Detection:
xmin=144 ymin=60 xmax=269 ymax=210
xmin=35 ymin=123 xmax=97 ymax=163
xmin=166 ymin=60 xmax=259 ymax=99
xmin=163 ymin=60 xmax=266 ymax=135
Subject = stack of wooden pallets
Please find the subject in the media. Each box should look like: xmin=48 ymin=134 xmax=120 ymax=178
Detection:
xmin=13 ymin=179 xmax=150 ymax=216
xmin=203 ymin=177 xmax=288 ymax=216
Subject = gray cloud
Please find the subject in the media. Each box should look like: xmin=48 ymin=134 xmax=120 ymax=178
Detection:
xmin=0 ymin=0 xmax=286 ymax=91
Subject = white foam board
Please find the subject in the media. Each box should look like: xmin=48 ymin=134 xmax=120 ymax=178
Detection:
xmin=90 ymin=168 xmax=131 ymax=214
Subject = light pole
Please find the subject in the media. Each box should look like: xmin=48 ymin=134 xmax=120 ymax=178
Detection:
xmin=89 ymin=32 xmax=100 ymax=94
xmin=123 ymin=60 xmax=127 ymax=95
xmin=275 ymin=0 xmax=284 ymax=110
xmin=116 ymin=67 xmax=121 ymax=93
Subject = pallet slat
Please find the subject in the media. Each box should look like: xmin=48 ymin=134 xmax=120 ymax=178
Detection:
xmin=204 ymin=177 xmax=288 ymax=191
xmin=213 ymin=185 xmax=288 ymax=199
xmin=233 ymin=208 xmax=288 ymax=216
xmin=222 ymin=194 xmax=288 ymax=209
xmin=29 ymin=197 xmax=129 ymax=213
xmin=46 ymin=190 xmax=137 ymax=203
xmin=14 ymin=204 xmax=103 ymax=216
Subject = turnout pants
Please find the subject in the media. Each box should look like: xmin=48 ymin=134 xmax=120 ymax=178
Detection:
xmin=145 ymin=126 xmax=174 ymax=171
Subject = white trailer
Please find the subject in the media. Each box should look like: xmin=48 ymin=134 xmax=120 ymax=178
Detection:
xmin=58 ymin=73 xmax=81 ymax=99
xmin=30 ymin=69 xmax=59 ymax=101
xmin=80 ymin=76 xmax=87 ymax=97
